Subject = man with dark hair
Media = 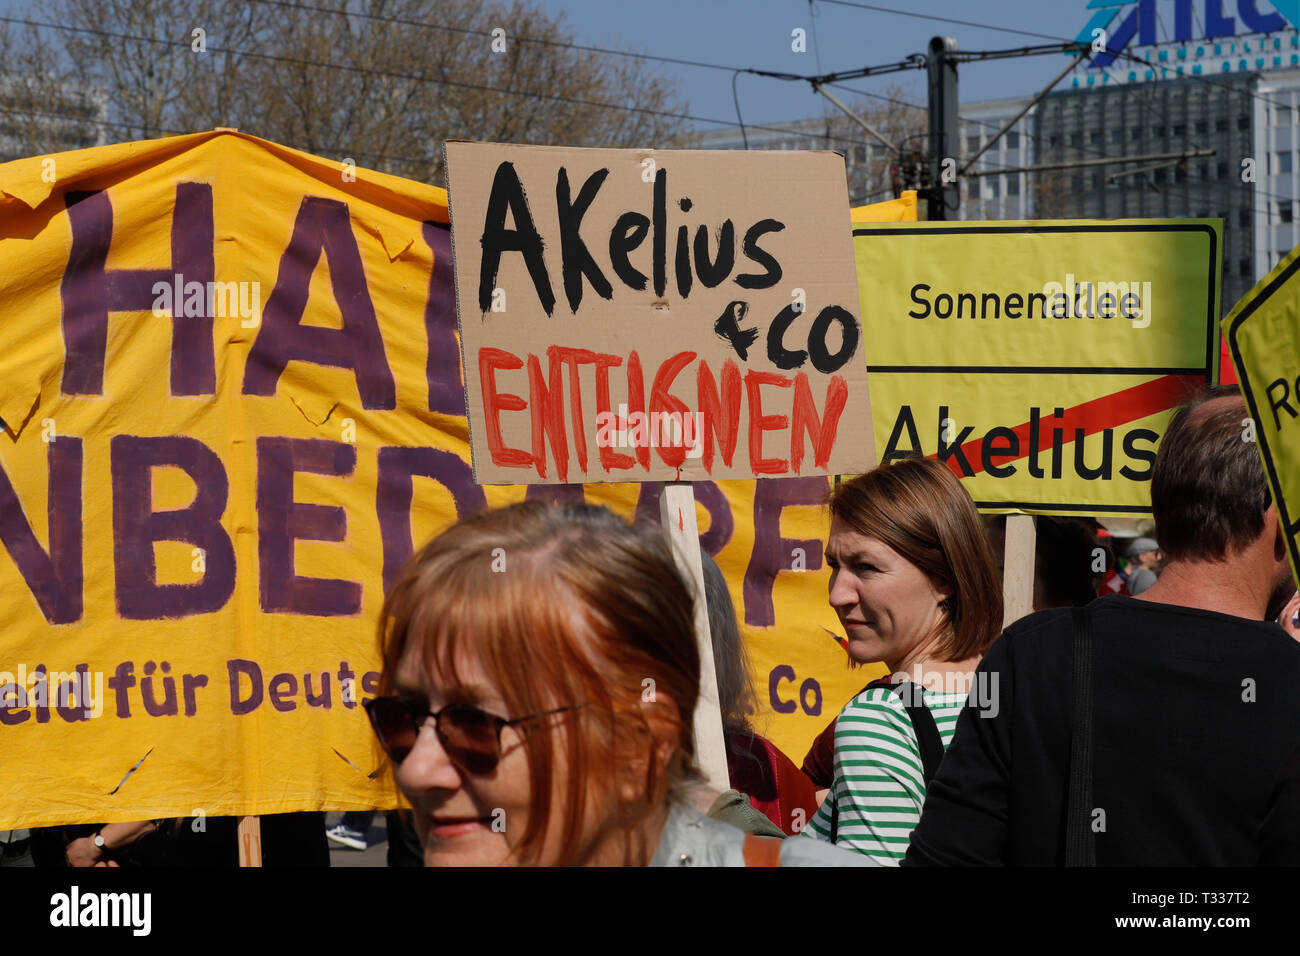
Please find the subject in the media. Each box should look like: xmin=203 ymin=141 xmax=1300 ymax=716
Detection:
xmin=903 ymin=387 xmax=1300 ymax=865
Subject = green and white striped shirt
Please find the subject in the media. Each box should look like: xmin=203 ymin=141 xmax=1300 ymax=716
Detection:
xmin=803 ymin=686 xmax=967 ymax=865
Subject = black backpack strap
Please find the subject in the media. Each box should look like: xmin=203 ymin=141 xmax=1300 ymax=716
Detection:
xmin=1066 ymin=606 xmax=1097 ymax=867
xmin=867 ymin=677 xmax=945 ymax=785
xmin=828 ymin=714 xmax=838 ymax=843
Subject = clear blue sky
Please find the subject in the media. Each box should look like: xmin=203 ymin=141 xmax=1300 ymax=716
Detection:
xmin=531 ymin=0 xmax=1097 ymax=127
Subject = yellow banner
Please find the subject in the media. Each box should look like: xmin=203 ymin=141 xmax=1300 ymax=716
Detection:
xmin=1224 ymin=243 xmax=1300 ymax=589
xmin=855 ymin=220 xmax=1221 ymax=515
xmin=0 ymin=133 xmax=910 ymax=827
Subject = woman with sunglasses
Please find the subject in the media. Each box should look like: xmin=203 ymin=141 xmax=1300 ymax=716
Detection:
xmin=364 ymin=500 xmax=873 ymax=867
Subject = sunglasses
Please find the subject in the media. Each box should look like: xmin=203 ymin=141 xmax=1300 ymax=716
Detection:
xmin=363 ymin=696 xmax=580 ymax=775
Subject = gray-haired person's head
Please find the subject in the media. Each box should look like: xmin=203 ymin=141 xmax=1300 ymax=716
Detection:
xmin=700 ymin=551 xmax=756 ymax=733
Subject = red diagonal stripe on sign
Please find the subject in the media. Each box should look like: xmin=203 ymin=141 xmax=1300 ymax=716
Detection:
xmin=931 ymin=373 xmax=1203 ymax=478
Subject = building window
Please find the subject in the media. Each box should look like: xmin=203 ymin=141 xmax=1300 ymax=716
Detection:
xmin=1154 ymin=168 xmax=1167 ymax=184
xmin=1070 ymin=131 xmax=1083 ymax=146
xmin=1279 ymin=151 xmax=1294 ymax=174
xmin=1277 ymin=105 xmax=1292 ymax=126
xmin=1007 ymin=176 xmax=1020 ymax=196
xmin=1240 ymin=208 xmax=1252 ymax=227
xmin=1175 ymin=165 xmax=1187 ymax=183
xmin=1280 ymin=201 xmax=1295 ymax=224
xmin=1240 ymin=258 xmax=1253 ymax=277
xmin=1216 ymin=118 xmax=1229 ymax=132
xmin=1239 ymin=115 xmax=1251 ymax=130
xmin=966 ymin=135 xmax=981 ymax=152
xmin=1111 ymin=128 xmax=1124 ymax=144
xmin=1195 ymin=120 xmax=1208 ymax=134
xmin=1006 ymin=131 xmax=1020 ymax=149
xmin=1173 ymin=123 xmax=1186 ymax=136
xmin=987 ymin=176 xmax=1000 ymax=199
xmin=1091 ymin=171 xmax=1104 ymax=189
xmin=1218 ymin=161 xmax=1229 ymax=179
xmin=1155 ymin=125 xmax=1166 ymax=137
xmin=1090 ymin=130 xmax=1102 ymax=144
xmin=1199 ymin=162 xmax=1210 ymax=180
xmin=1130 ymin=126 xmax=1143 ymax=141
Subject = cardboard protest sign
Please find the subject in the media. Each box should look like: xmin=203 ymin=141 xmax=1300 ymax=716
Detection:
xmin=445 ymin=142 xmax=873 ymax=485
xmin=1223 ymin=244 xmax=1300 ymax=588
xmin=854 ymin=221 xmax=1220 ymax=515
xmin=0 ymin=131 xmax=908 ymax=827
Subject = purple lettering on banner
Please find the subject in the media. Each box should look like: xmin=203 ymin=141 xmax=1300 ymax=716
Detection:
xmin=0 ymin=683 xmax=29 ymax=725
xmin=693 ymin=482 xmax=734 ymax=556
xmin=633 ymin=481 xmax=733 ymax=556
xmin=376 ymin=446 xmax=487 ymax=593
xmin=227 ymin=659 xmax=263 ymax=715
xmin=257 ymin=437 xmax=361 ymax=615
xmin=54 ymin=664 xmax=92 ymax=723
xmin=0 ymin=438 xmax=83 ymax=624
xmin=360 ymin=671 xmax=379 ymax=704
xmin=303 ymin=672 xmax=330 ymax=708
xmin=242 ymin=197 xmax=396 ymax=409
xmin=422 ymin=222 xmax=465 ymax=416
xmin=743 ymin=476 xmax=827 ymax=627
xmin=768 ymin=664 xmax=797 ymax=714
xmin=111 ymin=436 xmax=236 ymax=620
xmin=268 ymin=672 xmax=297 ymax=712
xmin=61 ymin=184 xmax=216 ymax=396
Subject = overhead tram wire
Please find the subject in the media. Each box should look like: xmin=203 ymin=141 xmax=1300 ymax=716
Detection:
xmin=821 ymin=0 xmax=1299 ymax=113
xmin=13 ymin=7 xmax=1283 ymax=199
xmin=822 ymin=55 xmax=1252 ymax=197
xmin=743 ymin=3 xmax=1283 ymax=222
xmin=816 ymin=57 xmax=1268 ymax=221
xmin=240 ymin=0 xmax=750 ymax=76
xmin=0 ymin=14 xmax=895 ymax=153
xmin=814 ymin=0 xmax=1067 ymax=43
xmin=241 ymin=0 xmax=1291 ymax=150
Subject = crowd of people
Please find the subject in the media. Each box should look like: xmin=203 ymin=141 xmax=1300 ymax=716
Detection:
xmin=6 ymin=385 xmax=1300 ymax=867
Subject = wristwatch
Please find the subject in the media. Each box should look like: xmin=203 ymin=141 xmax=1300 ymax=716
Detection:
xmin=92 ymin=832 xmax=106 ymax=850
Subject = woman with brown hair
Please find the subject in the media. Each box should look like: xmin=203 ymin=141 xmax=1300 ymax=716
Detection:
xmin=364 ymin=500 xmax=872 ymax=867
xmin=803 ymin=457 xmax=1002 ymax=863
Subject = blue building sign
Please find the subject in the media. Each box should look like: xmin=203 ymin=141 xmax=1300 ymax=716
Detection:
xmin=1073 ymin=0 xmax=1300 ymax=84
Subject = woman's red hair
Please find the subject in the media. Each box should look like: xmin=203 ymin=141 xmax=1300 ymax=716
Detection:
xmin=376 ymin=501 xmax=701 ymax=865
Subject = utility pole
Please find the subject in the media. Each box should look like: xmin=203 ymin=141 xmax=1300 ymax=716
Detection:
xmin=927 ymin=36 xmax=959 ymax=221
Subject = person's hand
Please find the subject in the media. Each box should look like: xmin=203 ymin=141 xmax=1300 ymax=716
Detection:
xmin=64 ymin=836 xmax=103 ymax=867
xmin=92 ymin=859 xmax=120 ymax=867
xmin=1279 ymin=591 xmax=1300 ymax=642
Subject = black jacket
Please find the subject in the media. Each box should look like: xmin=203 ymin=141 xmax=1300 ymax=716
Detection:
xmin=904 ymin=595 xmax=1300 ymax=866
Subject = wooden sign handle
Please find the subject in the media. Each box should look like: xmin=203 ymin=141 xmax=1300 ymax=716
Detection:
xmin=1001 ymin=513 xmax=1037 ymax=630
xmin=658 ymin=481 xmax=731 ymax=793
xmin=237 ymin=815 xmax=262 ymax=867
